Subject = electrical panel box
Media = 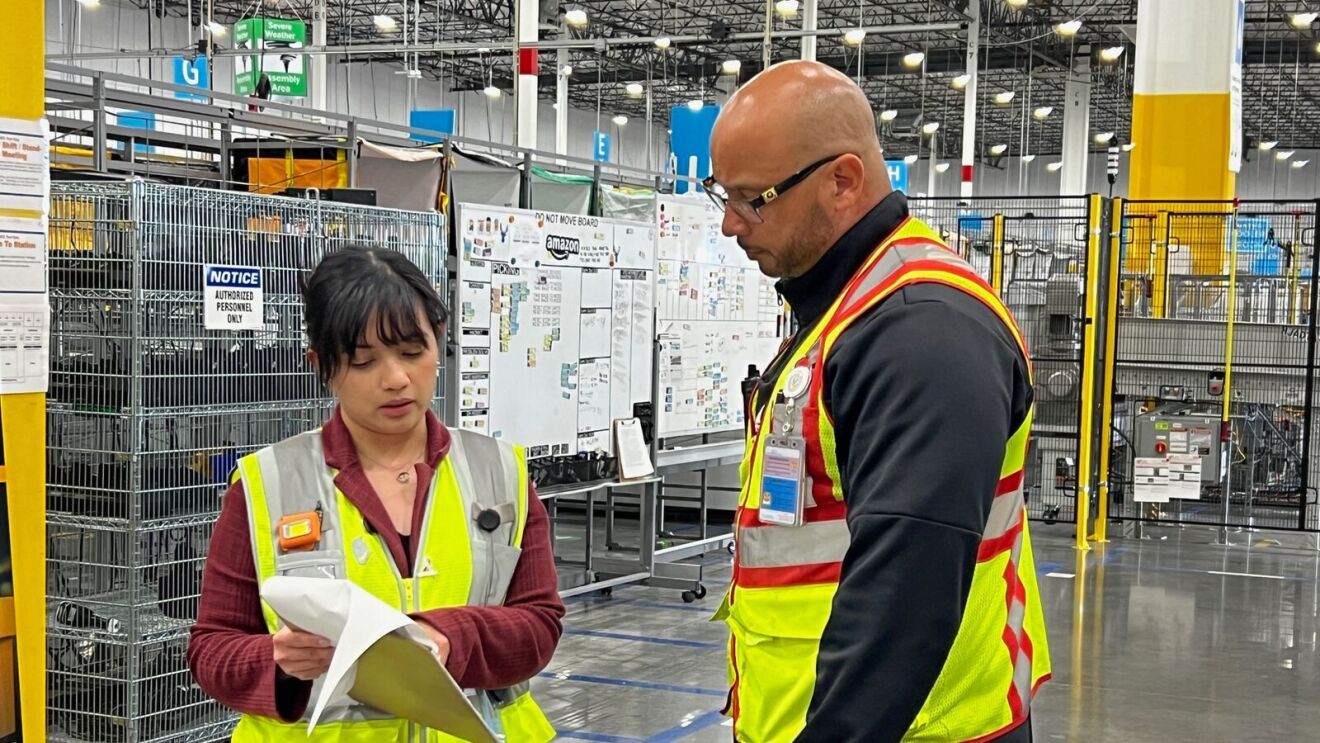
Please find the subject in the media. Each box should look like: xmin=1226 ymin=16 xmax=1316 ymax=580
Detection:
xmin=1134 ymin=412 xmax=1222 ymax=483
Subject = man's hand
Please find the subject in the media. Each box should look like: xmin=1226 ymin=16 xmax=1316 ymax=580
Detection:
xmin=272 ymin=625 xmax=333 ymax=681
xmin=415 ymin=621 xmax=451 ymax=664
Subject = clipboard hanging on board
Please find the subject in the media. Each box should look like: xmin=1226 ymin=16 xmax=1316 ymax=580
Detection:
xmin=614 ymin=418 xmax=655 ymax=480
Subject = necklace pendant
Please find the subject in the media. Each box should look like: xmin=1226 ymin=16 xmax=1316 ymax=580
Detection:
xmin=397 ymin=470 xmax=412 ymax=484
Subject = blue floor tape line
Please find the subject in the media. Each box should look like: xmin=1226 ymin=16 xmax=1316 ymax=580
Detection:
xmin=643 ymin=709 xmax=727 ymax=742
xmin=564 ymin=628 xmax=725 ymax=650
xmin=539 ymin=671 xmax=728 ymax=698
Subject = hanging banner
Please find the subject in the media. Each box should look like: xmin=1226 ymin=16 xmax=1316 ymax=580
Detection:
xmin=235 ymin=18 xmax=308 ymax=98
xmin=669 ymin=104 xmax=719 ymax=194
xmin=593 ymin=131 xmax=611 ymax=163
xmin=173 ymin=55 xmax=210 ymax=101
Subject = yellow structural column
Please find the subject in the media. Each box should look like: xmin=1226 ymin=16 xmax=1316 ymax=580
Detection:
xmin=1128 ymin=0 xmax=1243 ymax=267
xmin=0 ymin=1 xmax=47 ymax=740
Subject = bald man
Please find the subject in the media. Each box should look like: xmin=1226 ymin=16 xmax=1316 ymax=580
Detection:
xmin=708 ymin=61 xmax=1051 ymax=742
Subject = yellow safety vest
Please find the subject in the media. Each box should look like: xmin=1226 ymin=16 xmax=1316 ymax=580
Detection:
xmin=233 ymin=427 xmax=556 ymax=743
xmin=722 ymin=217 xmax=1052 ymax=742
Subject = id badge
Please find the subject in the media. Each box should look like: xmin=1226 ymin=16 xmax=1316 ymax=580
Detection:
xmin=759 ymin=435 xmax=809 ymax=526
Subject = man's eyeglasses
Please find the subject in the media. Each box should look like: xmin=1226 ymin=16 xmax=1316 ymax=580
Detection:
xmin=702 ymin=155 xmax=843 ymax=225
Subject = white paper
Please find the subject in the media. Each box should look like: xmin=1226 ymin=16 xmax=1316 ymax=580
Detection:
xmin=0 ymin=217 xmax=47 ymax=293
xmin=614 ymin=417 xmax=655 ymax=479
xmin=203 ymin=264 xmax=265 ymax=331
xmin=1133 ymin=457 xmax=1170 ymax=503
xmin=1167 ymin=455 xmax=1203 ymax=500
xmin=0 ymin=118 xmax=49 ymax=215
xmin=0 ymin=294 xmax=48 ymax=393
xmin=260 ymin=576 xmax=442 ymax=734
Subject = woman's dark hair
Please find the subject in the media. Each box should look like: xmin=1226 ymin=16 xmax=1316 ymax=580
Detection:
xmin=302 ymin=246 xmax=449 ymax=384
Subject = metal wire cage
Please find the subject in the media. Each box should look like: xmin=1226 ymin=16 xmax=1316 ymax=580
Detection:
xmin=1110 ymin=199 xmax=1320 ymax=533
xmin=45 ymin=180 xmax=447 ymax=742
xmin=910 ymin=196 xmax=1094 ymax=526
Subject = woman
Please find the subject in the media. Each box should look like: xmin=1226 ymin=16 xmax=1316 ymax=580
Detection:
xmin=188 ymin=246 xmax=563 ymax=741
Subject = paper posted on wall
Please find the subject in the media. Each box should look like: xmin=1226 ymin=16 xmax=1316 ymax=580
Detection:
xmin=1133 ymin=457 xmax=1170 ymax=503
xmin=1167 ymin=455 xmax=1203 ymax=500
xmin=0 ymin=293 xmax=48 ymax=394
xmin=260 ymin=576 xmax=497 ymax=742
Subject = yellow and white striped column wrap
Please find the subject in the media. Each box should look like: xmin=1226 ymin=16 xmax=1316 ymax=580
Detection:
xmin=1128 ymin=0 xmax=1245 ymax=276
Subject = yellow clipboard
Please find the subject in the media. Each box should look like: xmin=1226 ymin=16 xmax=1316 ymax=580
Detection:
xmin=349 ymin=631 xmax=498 ymax=743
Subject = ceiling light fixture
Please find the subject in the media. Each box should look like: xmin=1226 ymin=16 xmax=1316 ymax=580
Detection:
xmin=1291 ymin=11 xmax=1319 ymax=29
xmin=922 ymin=121 xmax=941 ymax=135
xmin=564 ymin=8 xmax=589 ymax=27
xmin=774 ymin=0 xmax=800 ymax=17
xmin=1277 ymin=150 xmax=1296 ymax=161
xmin=655 ymin=37 xmax=672 ymax=50
xmin=879 ymin=109 xmax=899 ymax=122
xmin=903 ymin=154 xmax=919 ymax=164
xmin=1100 ymin=45 xmax=1125 ymax=62
xmin=613 ymin=115 xmax=629 ymax=126
xmin=205 ymin=20 xmax=226 ymax=35
xmin=687 ymin=99 xmax=705 ymax=112
xmin=483 ymin=85 xmax=501 ymax=99
xmin=561 ymin=65 xmax=574 ymax=76
xmin=1121 ymin=142 xmax=1137 ymax=152
xmin=951 ymin=73 xmax=971 ymax=90
xmin=1259 ymin=140 xmax=1279 ymax=150
xmin=373 ymin=14 xmax=398 ymax=31
xmin=1056 ymin=19 xmax=1082 ymax=37
xmin=1033 ymin=106 xmax=1054 ymax=120
xmin=903 ymin=51 xmax=926 ymax=67
xmin=990 ymin=144 xmax=1009 ymax=156
xmin=625 ymin=82 xmax=644 ymax=97
xmin=843 ymin=28 xmax=867 ymax=46
xmin=1021 ymin=154 xmax=1037 ymax=162
xmin=76 ymin=0 xmax=100 ymax=6
xmin=994 ymin=90 xmax=1016 ymax=105
xmin=1094 ymin=131 xmax=1116 ymax=144
xmin=935 ymin=162 xmax=951 ymax=173
xmin=1293 ymin=159 xmax=1310 ymax=168
xmin=1006 ymin=0 xmax=1029 ymax=8
xmin=722 ymin=59 xmax=742 ymax=75
xmin=1047 ymin=161 xmax=1064 ymax=172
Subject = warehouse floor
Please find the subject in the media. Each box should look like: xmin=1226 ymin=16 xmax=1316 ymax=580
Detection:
xmin=531 ymin=522 xmax=1320 ymax=742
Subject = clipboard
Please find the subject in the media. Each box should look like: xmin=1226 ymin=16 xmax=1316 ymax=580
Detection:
xmin=350 ymin=630 xmax=498 ymax=743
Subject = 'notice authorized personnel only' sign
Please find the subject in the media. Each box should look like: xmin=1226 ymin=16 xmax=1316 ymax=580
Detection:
xmin=204 ymin=265 xmax=264 ymax=330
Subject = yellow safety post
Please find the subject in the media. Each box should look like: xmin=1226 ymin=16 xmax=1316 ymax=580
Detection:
xmin=1152 ymin=210 xmax=1171 ymax=319
xmin=1289 ymin=218 xmax=1302 ymax=325
xmin=1093 ymin=198 xmax=1123 ymax=543
xmin=1073 ymin=195 xmax=1103 ymax=552
xmin=1221 ymin=211 xmax=1241 ymax=520
xmin=0 ymin=1 xmax=46 ymax=740
xmin=990 ymin=213 xmax=1006 ymax=294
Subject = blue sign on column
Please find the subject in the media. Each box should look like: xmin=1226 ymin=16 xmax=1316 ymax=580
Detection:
xmin=593 ymin=130 xmax=611 ymax=162
xmin=884 ymin=160 xmax=910 ymax=192
xmin=670 ymin=104 xmax=720 ymax=194
xmin=172 ymin=56 xmax=210 ymax=101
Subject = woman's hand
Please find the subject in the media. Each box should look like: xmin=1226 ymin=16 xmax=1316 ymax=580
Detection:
xmin=414 ymin=621 xmax=451 ymax=665
xmin=272 ymin=625 xmax=334 ymax=681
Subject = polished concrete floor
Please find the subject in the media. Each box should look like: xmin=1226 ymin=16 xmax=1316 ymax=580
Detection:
xmin=531 ymin=521 xmax=1320 ymax=742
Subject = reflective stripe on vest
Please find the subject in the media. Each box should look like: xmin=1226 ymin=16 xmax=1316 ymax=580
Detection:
xmin=233 ymin=427 xmax=555 ymax=743
xmin=726 ymin=216 xmax=1052 ymax=742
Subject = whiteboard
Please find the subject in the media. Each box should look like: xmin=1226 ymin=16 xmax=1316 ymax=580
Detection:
xmin=456 ymin=204 xmax=655 ymax=458
xmin=654 ymin=195 xmax=786 ymax=438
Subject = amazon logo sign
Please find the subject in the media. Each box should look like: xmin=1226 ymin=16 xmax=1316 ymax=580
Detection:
xmin=546 ymin=235 xmax=581 ymax=261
